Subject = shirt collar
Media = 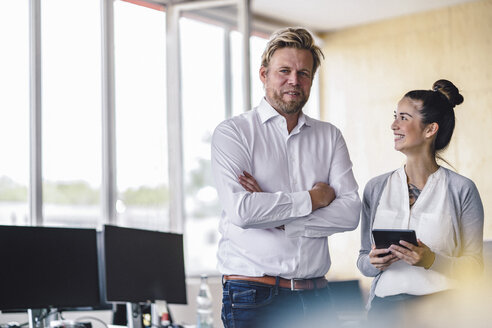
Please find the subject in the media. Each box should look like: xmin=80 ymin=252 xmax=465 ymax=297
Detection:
xmin=257 ymin=97 xmax=311 ymax=128
xmin=257 ymin=98 xmax=280 ymax=124
xmin=397 ymin=165 xmax=444 ymax=185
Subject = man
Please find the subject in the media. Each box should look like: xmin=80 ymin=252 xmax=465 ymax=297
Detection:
xmin=211 ymin=27 xmax=361 ymax=327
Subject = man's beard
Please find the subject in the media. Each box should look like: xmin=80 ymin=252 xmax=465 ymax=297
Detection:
xmin=268 ymin=88 xmax=308 ymax=115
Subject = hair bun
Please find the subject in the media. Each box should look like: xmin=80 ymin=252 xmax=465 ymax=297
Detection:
xmin=432 ymin=79 xmax=464 ymax=107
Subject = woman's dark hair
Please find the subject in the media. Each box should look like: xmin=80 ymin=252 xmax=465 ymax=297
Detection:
xmin=404 ymin=79 xmax=464 ymax=154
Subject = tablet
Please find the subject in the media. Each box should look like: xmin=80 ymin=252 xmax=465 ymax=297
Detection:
xmin=372 ymin=229 xmax=418 ymax=256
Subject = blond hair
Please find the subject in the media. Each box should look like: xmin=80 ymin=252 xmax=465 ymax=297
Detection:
xmin=261 ymin=27 xmax=324 ymax=76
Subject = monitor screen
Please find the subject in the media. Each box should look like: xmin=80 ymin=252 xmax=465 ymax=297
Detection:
xmin=0 ymin=225 xmax=101 ymax=310
xmin=102 ymin=225 xmax=187 ymax=304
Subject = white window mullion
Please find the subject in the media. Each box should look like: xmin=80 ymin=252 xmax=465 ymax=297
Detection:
xmin=101 ymin=0 xmax=117 ymax=226
xmin=238 ymin=0 xmax=251 ymax=112
xmin=29 ymin=0 xmax=43 ymax=226
xmin=224 ymin=26 xmax=232 ymax=119
xmin=166 ymin=4 xmax=185 ymax=234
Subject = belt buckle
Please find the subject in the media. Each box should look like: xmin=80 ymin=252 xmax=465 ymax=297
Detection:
xmin=290 ymin=278 xmax=303 ymax=291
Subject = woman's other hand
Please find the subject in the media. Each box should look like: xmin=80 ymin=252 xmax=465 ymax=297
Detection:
xmin=389 ymin=239 xmax=436 ymax=269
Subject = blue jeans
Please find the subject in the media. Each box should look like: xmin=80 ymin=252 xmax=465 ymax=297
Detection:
xmin=221 ymin=278 xmax=337 ymax=328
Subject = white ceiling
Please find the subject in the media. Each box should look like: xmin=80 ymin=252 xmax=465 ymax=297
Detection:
xmin=251 ymin=0 xmax=479 ymax=32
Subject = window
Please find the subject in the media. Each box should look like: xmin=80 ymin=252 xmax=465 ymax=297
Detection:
xmin=114 ymin=1 xmax=169 ymax=231
xmin=180 ymin=17 xmax=225 ymax=275
xmin=181 ymin=20 xmax=271 ymax=275
xmin=0 ymin=0 xmax=322 ymax=277
xmin=41 ymin=0 xmax=102 ymax=228
xmin=0 ymin=1 xmax=29 ymax=225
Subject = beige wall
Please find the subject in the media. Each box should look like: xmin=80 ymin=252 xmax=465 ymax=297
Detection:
xmin=320 ymin=0 xmax=492 ymax=240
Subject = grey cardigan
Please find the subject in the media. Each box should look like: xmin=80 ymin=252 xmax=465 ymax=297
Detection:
xmin=357 ymin=167 xmax=484 ymax=308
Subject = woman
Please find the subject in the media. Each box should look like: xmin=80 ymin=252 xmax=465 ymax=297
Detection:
xmin=357 ymin=79 xmax=484 ymax=324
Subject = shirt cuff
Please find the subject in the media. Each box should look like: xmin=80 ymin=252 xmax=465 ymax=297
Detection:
xmin=290 ymin=191 xmax=312 ymax=217
xmin=284 ymin=191 xmax=312 ymax=238
xmin=284 ymin=219 xmax=305 ymax=238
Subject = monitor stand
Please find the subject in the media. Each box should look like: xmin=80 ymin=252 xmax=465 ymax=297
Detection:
xmin=126 ymin=303 xmax=142 ymax=328
xmin=28 ymin=308 xmax=60 ymax=328
xmin=28 ymin=309 xmax=44 ymax=328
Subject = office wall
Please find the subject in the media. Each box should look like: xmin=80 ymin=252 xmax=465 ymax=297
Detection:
xmin=320 ymin=0 xmax=492 ymax=238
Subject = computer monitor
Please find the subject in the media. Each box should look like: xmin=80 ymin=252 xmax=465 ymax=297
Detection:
xmin=0 ymin=225 xmax=101 ymax=311
xmin=101 ymin=225 xmax=187 ymax=305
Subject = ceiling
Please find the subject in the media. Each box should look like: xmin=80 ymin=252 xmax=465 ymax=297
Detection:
xmin=155 ymin=0 xmax=480 ymax=33
xmin=251 ymin=0 xmax=479 ymax=32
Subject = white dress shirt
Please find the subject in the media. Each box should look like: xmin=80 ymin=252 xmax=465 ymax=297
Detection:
xmin=373 ymin=166 xmax=454 ymax=296
xmin=211 ymin=98 xmax=360 ymax=278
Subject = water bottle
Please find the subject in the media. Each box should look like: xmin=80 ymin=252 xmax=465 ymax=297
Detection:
xmin=196 ymin=274 xmax=213 ymax=328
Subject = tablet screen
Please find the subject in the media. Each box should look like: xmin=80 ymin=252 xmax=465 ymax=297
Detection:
xmin=372 ymin=229 xmax=418 ymax=250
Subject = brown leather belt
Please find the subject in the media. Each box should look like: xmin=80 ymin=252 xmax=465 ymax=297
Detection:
xmin=223 ymin=275 xmax=328 ymax=291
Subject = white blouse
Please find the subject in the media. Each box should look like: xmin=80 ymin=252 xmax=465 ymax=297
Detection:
xmin=373 ymin=166 xmax=455 ymax=297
